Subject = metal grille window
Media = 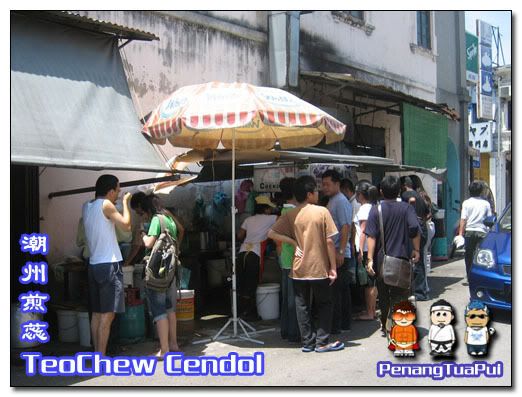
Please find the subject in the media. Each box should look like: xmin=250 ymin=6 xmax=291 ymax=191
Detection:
xmin=417 ymin=11 xmax=431 ymax=50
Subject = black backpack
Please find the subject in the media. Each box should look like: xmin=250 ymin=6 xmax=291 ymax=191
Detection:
xmin=144 ymin=215 xmax=180 ymax=292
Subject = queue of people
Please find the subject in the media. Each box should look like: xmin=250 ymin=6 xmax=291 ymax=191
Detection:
xmin=81 ymin=173 xmax=493 ymax=357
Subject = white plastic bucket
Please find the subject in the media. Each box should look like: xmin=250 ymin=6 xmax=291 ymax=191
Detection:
xmin=123 ymin=266 xmax=134 ymax=287
xmin=207 ymin=259 xmax=227 ymax=288
xmin=77 ymin=311 xmax=91 ymax=347
xmin=256 ymin=283 xmax=280 ymax=320
xmin=176 ymin=289 xmax=195 ymax=321
xmin=56 ymin=309 xmax=79 ymax=343
xmin=10 ymin=303 xmax=42 ymax=348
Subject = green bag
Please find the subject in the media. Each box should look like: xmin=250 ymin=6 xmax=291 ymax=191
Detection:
xmin=357 ymin=259 xmax=369 ymax=287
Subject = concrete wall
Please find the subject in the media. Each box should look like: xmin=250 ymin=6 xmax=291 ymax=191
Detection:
xmin=201 ymin=11 xmax=267 ymax=31
xmin=435 ymin=11 xmax=468 ymax=245
xmin=39 ymin=167 xmax=158 ymax=263
xmin=435 ymin=12 xmax=468 ymax=171
xmin=77 ymin=11 xmax=269 ymax=116
xmin=300 ymin=11 xmax=438 ymax=102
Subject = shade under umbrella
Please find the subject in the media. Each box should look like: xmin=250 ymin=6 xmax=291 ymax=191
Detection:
xmin=142 ymin=81 xmax=346 ymax=345
xmin=142 ymin=82 xmax=346 ymax=150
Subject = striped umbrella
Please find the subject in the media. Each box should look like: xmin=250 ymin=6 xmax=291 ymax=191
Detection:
xmin=142 ymin=82 xmax=346 ymax=345
xmin=142 ymin=82 xmax=346 ymax=150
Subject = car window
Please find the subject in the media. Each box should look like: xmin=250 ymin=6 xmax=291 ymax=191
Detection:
xmin=499 ymin=205 xmax=511 ymax=232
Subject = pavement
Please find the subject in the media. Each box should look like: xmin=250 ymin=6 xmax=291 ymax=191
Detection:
xmin=11 ymin=257 xmax=511 ymax=387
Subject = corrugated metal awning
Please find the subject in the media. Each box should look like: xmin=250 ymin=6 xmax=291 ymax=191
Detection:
xmin=176 ymin=149 xmax=447 ymax=181
xmin=13 ymin=11 xmax=159 ymax=41
xmin=301 ymin=71 xmax=460 ymax=121
xmin=11 ymin=13 xmax=169 ymax=173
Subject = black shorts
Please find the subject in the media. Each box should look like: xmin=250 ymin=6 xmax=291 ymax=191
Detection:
xmin=88 ymin=261 xmax=125 ymax=313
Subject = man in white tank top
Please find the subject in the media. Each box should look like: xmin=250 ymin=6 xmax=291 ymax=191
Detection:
xmin=82 ymin=175 xmax=132 ymax=356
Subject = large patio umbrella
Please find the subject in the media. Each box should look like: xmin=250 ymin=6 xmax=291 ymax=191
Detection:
xmin=142 ymin=81 xmax=346 ymax=344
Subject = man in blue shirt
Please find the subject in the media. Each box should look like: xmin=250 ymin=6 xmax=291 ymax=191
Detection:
xmin=365 ymin=175 xmax=421 ymax=337
xmin=322 ymin=169 xmax=354 ymax=333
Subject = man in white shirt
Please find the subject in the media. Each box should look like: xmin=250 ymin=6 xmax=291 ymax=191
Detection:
xmin=341 ymin=178 xmax=361 ymax=222
xmin=83 ymin=174 xmax=132 ymax=356
xmin=236 ymin=195 xmax=278 ymax=319
xmin=458 ymin=181 xmax=493 ymax=279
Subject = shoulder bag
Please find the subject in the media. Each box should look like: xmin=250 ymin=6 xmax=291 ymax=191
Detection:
xmin=377 ymin=203 xmax=412 ymax=290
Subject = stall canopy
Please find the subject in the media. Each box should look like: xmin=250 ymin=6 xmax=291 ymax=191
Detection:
xmin=175 ymin=149 xmax=447 ymax=182
xmin=11 ymin=12 xmax=169 ymax=173
xmin=300 ymin=71 xmax=460 ymax=121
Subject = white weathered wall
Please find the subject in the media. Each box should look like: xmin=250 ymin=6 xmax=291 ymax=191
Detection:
xmin=77 ymin=11 xmax=269 ymax=116
xmin=39 ymin=167 xmax=156 ymax=263
xmin=203 ymin=11 xmax=267 ymax=31
xmin=300 ymin=11 xmax=438 ymax=102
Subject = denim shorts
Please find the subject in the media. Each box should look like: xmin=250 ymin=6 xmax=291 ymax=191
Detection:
xmin=145 ymin=283 xmax=178 ymax=323
xmin=88 ymin=261 xmax=125 ymax=313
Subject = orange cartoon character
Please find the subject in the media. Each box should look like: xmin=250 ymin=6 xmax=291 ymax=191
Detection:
xmin=388 ymin=301 xmax=419 ymax=357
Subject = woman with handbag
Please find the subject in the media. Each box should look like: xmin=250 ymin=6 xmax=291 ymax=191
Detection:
xmin=353 ymin=181 xmax=379 ymax=321
xmin=364 ymin=176 xmax=422 ymax=338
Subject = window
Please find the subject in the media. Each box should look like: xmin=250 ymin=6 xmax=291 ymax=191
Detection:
xmin=347 ymin=11 xmax=364 ymax=21
xmin=331 ymin=11 xmax=374 ymax=35
xmin=417 ymin=11 xmax=431 ymax=50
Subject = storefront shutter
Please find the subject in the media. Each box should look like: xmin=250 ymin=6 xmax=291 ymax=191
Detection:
xmin=402 ymin=103 xmax=448 ymax=168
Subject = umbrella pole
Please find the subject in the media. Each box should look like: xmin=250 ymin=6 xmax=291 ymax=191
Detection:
xmin=231 ymin=128 xmax=238 ymax=337
xmin=193 ymin=129 xmax=274 ymax=346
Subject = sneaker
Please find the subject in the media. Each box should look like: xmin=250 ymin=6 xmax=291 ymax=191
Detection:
xmin=302 ymin=346 xmax=314 ymax=353
xmin=315 ymin=341 xmax=345 ymax=353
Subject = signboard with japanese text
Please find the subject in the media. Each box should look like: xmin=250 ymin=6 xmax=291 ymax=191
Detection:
xmin=477 ymin=20 xmax=494 ymax=120
xmin=466 ymin=32 xmax=479 ymax=83
xmin=469 ymin=121 xmax=494 ymax=153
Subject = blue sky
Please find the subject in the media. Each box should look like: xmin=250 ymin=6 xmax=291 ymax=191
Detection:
xmin=465 ymin=11 xmax=511 ymax=65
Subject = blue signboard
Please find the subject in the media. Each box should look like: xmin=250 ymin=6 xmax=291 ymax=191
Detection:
xmin=481 ymin=71 xmax=493 ymax=96
xmin=480 ymin=45 xmax=493 ymax=72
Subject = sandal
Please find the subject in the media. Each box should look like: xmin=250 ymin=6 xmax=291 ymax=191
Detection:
xmin=315 ymin=341 xmax=345 ymax=353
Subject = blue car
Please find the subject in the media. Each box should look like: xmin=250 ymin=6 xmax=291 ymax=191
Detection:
xmin=469 ymin=203 xmax=512 ymax=311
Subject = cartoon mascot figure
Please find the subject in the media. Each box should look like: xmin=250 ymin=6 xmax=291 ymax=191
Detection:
xmin=388 ymin=300 xmax=419 ymax=357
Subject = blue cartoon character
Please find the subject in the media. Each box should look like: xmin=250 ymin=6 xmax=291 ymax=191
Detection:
xmin=428 ymin=299 xmax=456 ymax=357
xmin=464 ymin=300 xmax=495 ymax=357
